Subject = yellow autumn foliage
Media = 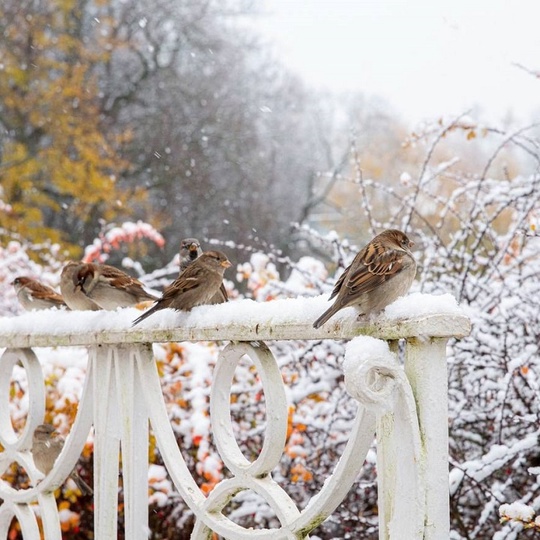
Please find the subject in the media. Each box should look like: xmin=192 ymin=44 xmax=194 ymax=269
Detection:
xmin=0 ymin=0 xmax=144 ymax=258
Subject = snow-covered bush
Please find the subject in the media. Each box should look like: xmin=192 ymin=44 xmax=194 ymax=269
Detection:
xmin=333 ymin=116 xmax=540 ymax=538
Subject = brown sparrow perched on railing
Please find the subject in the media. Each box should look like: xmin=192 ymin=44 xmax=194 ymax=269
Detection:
xmin=178 ymin=238 xmax=228 ymax=304
xmin=313 ymin=229 xmax=417 ymax=329
xmin=73 ymin=262 xmax=157 ymax=310
xmin=133 ymin=250 xmax=231 ymax=326
xmin=60 ymin=261 xmax=101 ymax=310
xmin=12 ymin=277 xmax=67 ymax=310
xmin=179 ymin=238 xmax=204 ymax=273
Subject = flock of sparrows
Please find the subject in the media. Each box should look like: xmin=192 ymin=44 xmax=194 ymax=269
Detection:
xmin=11 ymin=229 xmax=417 ymax=330
xmin=24 ymin=230 xmax=416 ymax=493
xmin=12 ymin=239 xmax=232 ymax=327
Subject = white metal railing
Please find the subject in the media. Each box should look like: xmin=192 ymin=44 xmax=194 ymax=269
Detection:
xmin=0 ymin=297 xmax=470 ymax=539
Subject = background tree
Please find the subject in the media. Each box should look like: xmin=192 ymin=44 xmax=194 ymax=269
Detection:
xmin=3 ymin=0 xmax=409 ymax=267
xmin=0 ymin=0 xmax=142 ymax=257
xmin=97 ymin=0 xmax=333 ymax=262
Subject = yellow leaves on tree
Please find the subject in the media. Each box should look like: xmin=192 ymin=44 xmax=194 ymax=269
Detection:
xmin=0 ymin=0 xmax=142 ymax=256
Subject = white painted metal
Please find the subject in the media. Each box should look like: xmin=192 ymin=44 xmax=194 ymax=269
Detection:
xmin=0 ymin=313 xmax=470 ymax=348
xmin=211 ymin=341 xmax=288 ymax=477
xmin=92 ymin=346 xmax=121 ymax=539
xmin=369 ymin=344 xmax=425 ymax=540
xmin=0 ymin=309 xmax=469 ymax=538
xmin=404 ymin=338 xmax=451 ymax=540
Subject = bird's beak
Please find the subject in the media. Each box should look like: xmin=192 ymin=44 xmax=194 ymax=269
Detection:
xmin=221 ymin=260 xmax=232 ymax=268
xmin=409 ymin=241 xmax=415 ymax=248
xmin=189 ymin=245 xmax=198 ymax=252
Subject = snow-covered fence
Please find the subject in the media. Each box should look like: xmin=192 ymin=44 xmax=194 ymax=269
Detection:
xmin=0 ymin=295 xmax=470 ymax=539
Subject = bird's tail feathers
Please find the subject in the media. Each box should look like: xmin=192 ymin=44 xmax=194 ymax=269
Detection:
xmin=132 ymin=305 xmax=158 ymax=327
xmin=312 ymin=308 xmax=335 ymax=329
xmin=71 ymin=471 xmax=93 ymax=496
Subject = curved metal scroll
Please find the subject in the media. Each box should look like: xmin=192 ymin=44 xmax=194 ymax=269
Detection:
xmin=0 ymin=347 xmax=94 ymax=539
xmin=144 ymin=341 xmax=381 ymax=539
xmin=0 ymin=337 xmax=424 ymax=540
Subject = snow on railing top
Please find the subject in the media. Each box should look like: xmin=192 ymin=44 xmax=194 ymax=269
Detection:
xmin=0 ymin=292 xmax=470 ymax=348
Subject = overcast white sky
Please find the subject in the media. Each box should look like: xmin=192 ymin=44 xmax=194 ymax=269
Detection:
xmin=254 ymin=0 xmax=540 ymax=125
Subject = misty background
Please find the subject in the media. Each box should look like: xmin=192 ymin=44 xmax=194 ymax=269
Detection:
xmin=0 ymin=0 xmax=537 ymax=267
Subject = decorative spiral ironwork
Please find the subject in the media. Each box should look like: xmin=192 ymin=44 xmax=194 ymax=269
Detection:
xmin=0 ymin=337 xmax=428 ymax=539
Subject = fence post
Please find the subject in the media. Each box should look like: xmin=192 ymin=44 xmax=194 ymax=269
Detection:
xmin=404 ymin=337 xmax=450 ymax=539
xmin=92 ymin=344 xmax=150 ymax=540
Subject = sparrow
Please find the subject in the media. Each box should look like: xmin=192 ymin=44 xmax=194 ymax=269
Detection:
xmin=60 ymin=261 xmax=101 ymax=310
xmin=179 ymin=238 xmax=228 ymax=304
xmin=133 ymin=250 xmax=231 ymax=326
xmin=73 ymin=262 xmax=158 ymax=310
xmin=12 ymin=277 xmax=67 ymax=310
xmin=313 ymin=229 xmax=417 ymax=329
xmin=32 ymin=423 xmax=93 ymax=496
xmin=179 ymin=238 xmax=203 ymax=273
